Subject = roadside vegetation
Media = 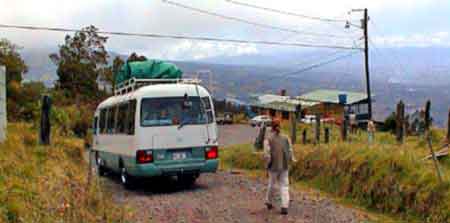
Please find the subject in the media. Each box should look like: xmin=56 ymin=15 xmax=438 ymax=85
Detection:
xmin=221 ymin=124 xmax=450 ymax=223
xmin=0 ymin=27 xmax=156 ymax=223
xmin=0 ymin=123 xmax=135 ymax=222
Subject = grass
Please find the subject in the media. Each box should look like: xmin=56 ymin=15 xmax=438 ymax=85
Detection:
xmin=0 ymin=123 xmax=134 ymax=223
xmin=220 ymin=124 xmax=450 ymax=223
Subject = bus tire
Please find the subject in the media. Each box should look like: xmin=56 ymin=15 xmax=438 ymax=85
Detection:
xmin=120 ymin=166 xmax=135 ymax=189
xmin=95 ymin=152 xmax=106 ymax=177
xmin=97 ymin=164 xmax=106 ymax=177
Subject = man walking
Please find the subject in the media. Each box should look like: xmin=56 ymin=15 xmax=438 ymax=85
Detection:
xmin=264 ymin=119 xmax=296 ymax=215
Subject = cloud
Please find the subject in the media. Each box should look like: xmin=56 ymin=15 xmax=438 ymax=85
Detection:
xmin=373 ymin=32 xmax=450 ymax=47
xmin=0 ymin=0 xmax=449 ymax=60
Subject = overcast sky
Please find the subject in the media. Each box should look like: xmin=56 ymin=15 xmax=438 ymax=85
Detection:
xmin=1 ymin=0 xmax=449 ymax=60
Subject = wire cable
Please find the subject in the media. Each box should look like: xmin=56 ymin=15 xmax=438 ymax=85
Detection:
xmin=240 ymin=50 xmax=361 ymax=92
xmin=265 ymin=51 xmax=360 ymax=82
xmin=225 ymin=0 xmax=347 ymax=23
xmin=162 ymin=0 xmax=352 ymax=39
xmin=0 ymin=24 xmax=362 ymax=50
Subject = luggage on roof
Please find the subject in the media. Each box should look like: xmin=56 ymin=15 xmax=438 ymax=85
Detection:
xmin=115 ymin=59 xmax=183 ymax=84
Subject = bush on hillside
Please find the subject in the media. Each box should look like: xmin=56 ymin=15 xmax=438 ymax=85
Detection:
xmin=381 ymin=112 xmax=397 ymax=132
xmin=7 ymin=81 xmax=46 ymax=122
xmin=0 ymin=123 xmax=134 ymax=222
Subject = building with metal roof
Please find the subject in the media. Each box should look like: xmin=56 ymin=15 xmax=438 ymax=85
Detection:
xmin=298 ymin=89 xmax=368 ymax=105
xmin=297 ymin=89 xmax=371 ymax=123
xmin=249 ymin=93 xmax=318 ymax=120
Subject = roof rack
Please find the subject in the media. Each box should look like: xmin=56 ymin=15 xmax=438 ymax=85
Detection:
xmin=114 ymin=77 xmax=202 ymax=95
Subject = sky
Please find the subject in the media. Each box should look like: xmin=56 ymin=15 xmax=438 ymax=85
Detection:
xmin=1 ymin=0 xmax=449 ymax=60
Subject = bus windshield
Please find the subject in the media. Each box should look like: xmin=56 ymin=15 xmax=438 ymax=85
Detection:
xmin=140 ymin=97 xmax=212 ymax=127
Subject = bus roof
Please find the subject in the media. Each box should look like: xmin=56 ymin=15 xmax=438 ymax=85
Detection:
xmin=97 ymin=83 xmax=211 ymax=109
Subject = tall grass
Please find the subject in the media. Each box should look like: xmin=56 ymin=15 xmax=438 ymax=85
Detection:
xmin=0 ymin=123 xmax=133 ymax=223
xmin=221 ymin=125 xmax=450 ymax=222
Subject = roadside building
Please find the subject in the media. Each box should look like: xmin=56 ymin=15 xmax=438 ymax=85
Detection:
xmin=249 ymin=93 xmax=317 ymax=121
xmin=297 ymin=89 xmax=371 ymax=123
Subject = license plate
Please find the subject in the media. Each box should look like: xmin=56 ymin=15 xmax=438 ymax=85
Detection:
xmin=172 ymin=152 xmax=187 ymax=160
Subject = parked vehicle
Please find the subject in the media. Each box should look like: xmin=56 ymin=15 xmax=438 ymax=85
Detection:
xmin=301 ymin=115 xmax=317 ymax=124
xmin=250 ymin=115 xmax=272 ymax=127
xmin=301 ymin=115 xmax=336 ymax=124
xmin=217 ymin=112 xmax=233 ymax=125
xmin=92 ymin=78 xmax=219 ymax=189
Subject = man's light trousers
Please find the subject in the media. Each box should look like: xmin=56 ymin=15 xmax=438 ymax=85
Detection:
xmin=265 ymin=170 xmax=289 ymax=208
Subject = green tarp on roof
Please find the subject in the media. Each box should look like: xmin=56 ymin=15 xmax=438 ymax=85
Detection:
xmin=115 ymin=59 xmax=183 ymax=84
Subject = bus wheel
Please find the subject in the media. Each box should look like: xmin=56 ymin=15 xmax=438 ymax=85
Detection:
xmin=95 ymin=152 xmax=106 ymax=176
xmin=120 ymin=167 xmax=135 ymax=189
xmin=97 ymin=163 xmax=106 ymax=177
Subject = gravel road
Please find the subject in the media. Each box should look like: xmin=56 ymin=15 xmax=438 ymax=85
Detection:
xmin=99 ymin=125 xmax=369 ymax=223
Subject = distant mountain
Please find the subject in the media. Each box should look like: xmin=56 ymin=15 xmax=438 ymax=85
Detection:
xmin=199 ymin=47 xmax=450 ymax=86
xmin=17 ymin=47 xmax=450 ymax=126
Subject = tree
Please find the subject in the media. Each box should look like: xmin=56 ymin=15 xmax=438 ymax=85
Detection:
xmin=0 ymin=39 xmax=29 ymax=121
xmin=110 ymin=56 xmax=125 ymax=89
xmin=0 ymin=38 xmax=28 ymax=85
xmin=127 ymin=52 xmax=147 ymax=62
xmin=49 ymin=25 xmax=109 ymax=101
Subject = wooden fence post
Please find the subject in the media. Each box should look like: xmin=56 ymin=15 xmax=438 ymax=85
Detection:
xmin=424 ymin=100 xmax=443 ymax=183
xmin=39 ymin=95 xmax=52 ymax=145
xmin=315 ymin=114 xmax=321 ymax=144
xmin=302 ymin=129 xmax=307 ymax=144
xmin=290 ymin=105 xmax=301 ymax=144
xmin=427 ymin=132 xmax=443 ymax=183
xmin=396 ymin=101 xmax=405 ymax=144
xmin=341 ymin=118 xmax=348 ymax=142
xmin=324 ymin=127 xmax=330 ymax=144
xmin=425 ymin=100 xmax=431 ymax=130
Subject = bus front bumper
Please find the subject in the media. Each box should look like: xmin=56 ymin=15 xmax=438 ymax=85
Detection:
xmin=128 ymin=159 xmax=219 ymax=177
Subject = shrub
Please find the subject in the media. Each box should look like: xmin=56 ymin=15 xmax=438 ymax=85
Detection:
xmin=380 ymin=112 xmax=397 ymax=132
xmin=0 ymin=123 xmax=135 ymax=222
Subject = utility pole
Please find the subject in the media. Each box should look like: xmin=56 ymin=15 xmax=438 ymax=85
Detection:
xmin=349 ymin=8 xmax=372 ymax=120
xmin=363 ymin=8 xmax=373 ymax=121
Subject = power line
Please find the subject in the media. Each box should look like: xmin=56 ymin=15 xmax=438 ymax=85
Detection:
xmin=0 ymin=24 xmax=362 ymax=50
xmin=225 ymin=0 xmax=347 ymax=23
xmin=162 ymin=0 xmax=352 ymax=39
xmin=240 ymin=50 xmax=360 ymax=92
xmin=266 ymin=51 xmax=360 ymax=82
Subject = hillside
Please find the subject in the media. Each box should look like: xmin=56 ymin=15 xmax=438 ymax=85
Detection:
xmin=19 ymin=47 xmax=450 ymax=126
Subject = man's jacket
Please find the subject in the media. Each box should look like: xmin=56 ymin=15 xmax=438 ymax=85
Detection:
xmin=264 ymin=133 xmax=294 ymax=171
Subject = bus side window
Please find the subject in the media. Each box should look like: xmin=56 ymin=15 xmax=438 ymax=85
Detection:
xmin=117 ymin=103 xmax=128 ymax=134
xmin=99 ymin=109 xmax=107 ymax=134
xmin=127 ymin=100 xmax=136 ymax=135
xmin=107 ymin=107 xmax=116 ymax=134
xmin=202 ymin=97 xmax=213 ymax=123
